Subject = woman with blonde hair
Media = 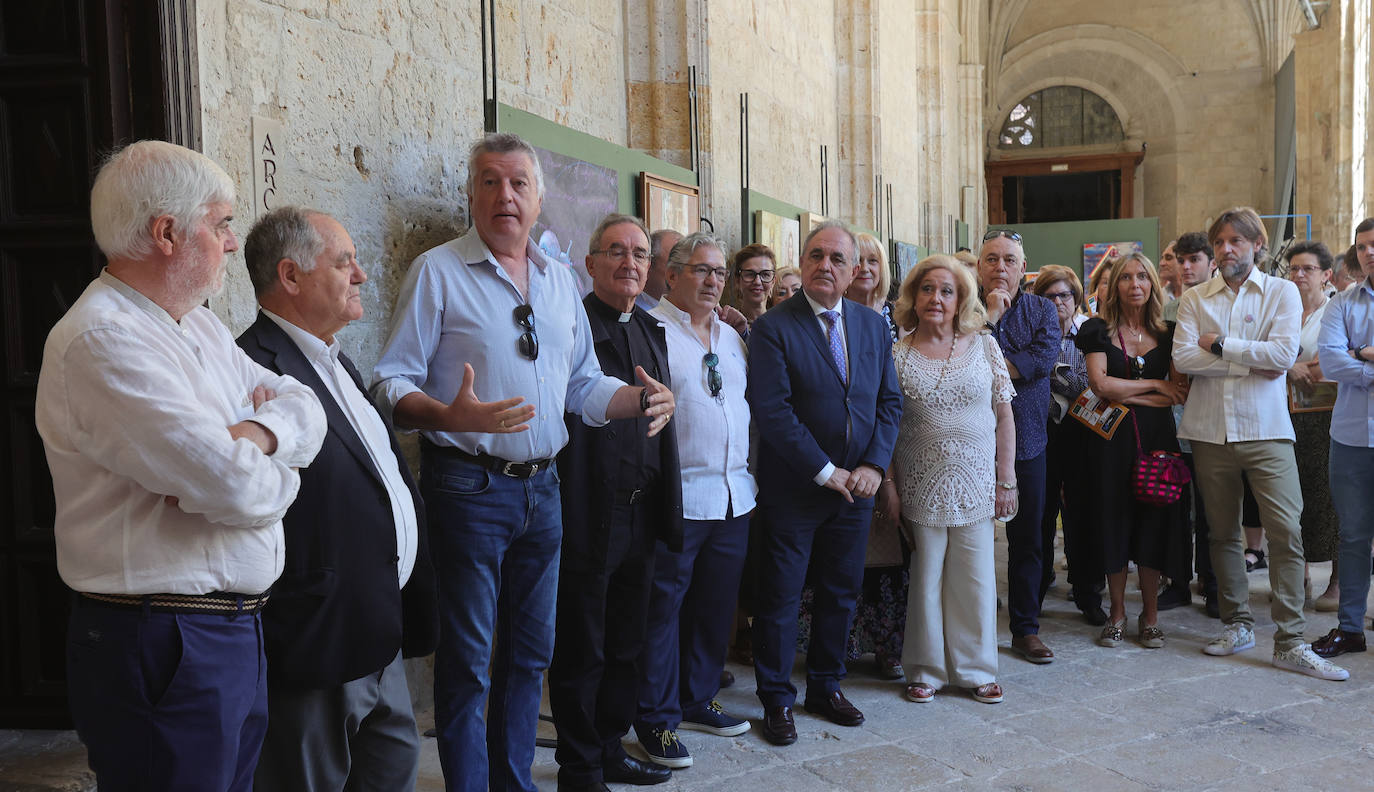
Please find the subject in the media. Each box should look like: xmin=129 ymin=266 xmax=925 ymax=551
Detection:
xmin=847 ymin=233 xmax=897 ymax=340
xmin=844 ymin=233 xmax=906 ymax=677
xmin=1074 ymin=253 xmax=1190 ymax=648
xmin=769 ymin=266 xmax=802 ymax=307
xmin=879 ymin=255 xmax=1016 ymax=704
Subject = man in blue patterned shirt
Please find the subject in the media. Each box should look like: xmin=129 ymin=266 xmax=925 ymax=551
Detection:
xmin=978 ymin=229 xmax=1061 ymax=664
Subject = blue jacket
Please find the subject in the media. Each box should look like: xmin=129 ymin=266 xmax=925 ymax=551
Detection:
xmin=746 ymin=293 xmax=902 ymax=507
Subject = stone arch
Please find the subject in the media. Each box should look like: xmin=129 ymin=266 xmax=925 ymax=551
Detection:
xmin=989 ymin=24 xmax=1189 ymax=152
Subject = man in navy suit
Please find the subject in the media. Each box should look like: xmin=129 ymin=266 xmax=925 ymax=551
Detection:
xmin=746 ymin=220 xmax=902 ymax=745
xmin=237 ymin=206 xmax=438 ymax=791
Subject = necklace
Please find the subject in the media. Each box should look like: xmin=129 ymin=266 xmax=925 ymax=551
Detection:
xmin=933 ymin=332 xmax=959 ymax=391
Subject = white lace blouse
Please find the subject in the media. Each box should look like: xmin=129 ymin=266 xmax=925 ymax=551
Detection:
xmin=892 ymin=333 xmax=1016 ymax=528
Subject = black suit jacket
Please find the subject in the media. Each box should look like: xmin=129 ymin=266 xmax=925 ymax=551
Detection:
xmin=237 ymin=312 xmax=438 ymax=688
xmin=557 ymin=300 xmax=683 ymax=555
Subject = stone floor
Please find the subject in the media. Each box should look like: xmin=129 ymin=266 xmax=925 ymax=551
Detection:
xmin=6 ymin=540 xmax=1371 ymax=792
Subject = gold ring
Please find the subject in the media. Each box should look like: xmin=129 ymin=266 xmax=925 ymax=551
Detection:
xmin=500 ymin=419 xmax=506 ymax=429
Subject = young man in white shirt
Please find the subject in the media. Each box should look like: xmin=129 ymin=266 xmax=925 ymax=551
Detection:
xmin=1172 ymin=206 xmax=1347 ymax=681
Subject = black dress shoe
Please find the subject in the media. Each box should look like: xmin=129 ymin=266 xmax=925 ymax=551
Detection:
xmin=1079 ymin=603 xmax=1108 ymax=626
xmin=719 ymin=669 xmax=735 ymax=688
xmin=803 ymin=690 xmax=865 ymax=727
xmin=557 ymin=782 xmax=611 ymax=792
xmin=601 ymin=755 xmax=671 ymax=786
xmin=1156 ymin=583 xmax=1191 ymax=611
xmin=761 ymin=705 xmax=797 ymax=745
xmin=1312 ymin=627 xmax=1368 ymax=658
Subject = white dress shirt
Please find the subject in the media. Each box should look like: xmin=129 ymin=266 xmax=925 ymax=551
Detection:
xmin=650 ymin=298 xmax=757 ymax=520
xmin=1173 ymin=265 xmax=1300 ymax=443
xmin=371 ymin=227 xmax=624 ymax=461
xmin=803 ymin=292 xmax=848 ymax=484
xmin=35 ymin=271 xmax=326 ymax=595
xmin=263 ymin=311 xmax=418 ymax=586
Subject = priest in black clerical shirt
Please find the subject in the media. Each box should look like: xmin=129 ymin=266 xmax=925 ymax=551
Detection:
xmin=549 ymin=214 xmax=683 ymax=792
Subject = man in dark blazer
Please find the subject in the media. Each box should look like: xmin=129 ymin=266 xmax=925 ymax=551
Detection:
xmin=237 ymin=206 xmax=438 ymax=791
xmin=549 ymin=214 xmax=683 ymax=791
xmin=746 ymin=220 xmax=902 ymax=746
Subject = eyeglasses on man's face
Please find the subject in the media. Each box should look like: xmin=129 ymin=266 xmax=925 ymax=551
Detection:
xmin=592 ymin=245 xmax=651 ymax=264
xmin=687 ymin=264 xmax=729 ymax=280
xmin=513 ymin=303 xmax=538 ymax=361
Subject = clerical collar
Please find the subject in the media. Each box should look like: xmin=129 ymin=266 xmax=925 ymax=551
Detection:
xmin=587 ymin=293 xmax=636 ymax=323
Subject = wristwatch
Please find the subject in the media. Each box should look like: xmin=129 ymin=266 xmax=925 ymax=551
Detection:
xmin=1210 ymin=338 xmax=1224 ymax=356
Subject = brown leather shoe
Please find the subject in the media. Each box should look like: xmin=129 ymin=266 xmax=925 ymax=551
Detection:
xmin=1312 ymin=627 xmax=1367 ymax=658
xmin=1011 ymin=634 xmax=1055 ymax=664
xmin=802 ymin=689 xmax=865 ymax=727
xmin=761 ymin=706 xmax=796 ymax=745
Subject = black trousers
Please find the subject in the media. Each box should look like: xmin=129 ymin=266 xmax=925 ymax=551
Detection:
xmin=548 ymin=498 xmax=656 ymax=785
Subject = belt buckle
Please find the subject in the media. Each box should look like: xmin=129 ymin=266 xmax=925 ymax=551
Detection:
xmin=628 ymin=488 xmax=642 ymax=504
xmin=501 ymin=460 xmax=538 ymax=478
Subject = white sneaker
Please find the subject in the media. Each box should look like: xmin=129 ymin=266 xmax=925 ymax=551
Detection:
xmin=1203 ymin=623 xmax=1256 ymax=656
xmin=1272 ymin=644 xmax=1350 ymax=681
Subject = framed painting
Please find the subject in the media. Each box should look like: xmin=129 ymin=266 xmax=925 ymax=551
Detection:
xmin=800 ymin=211 xmax=827 ymax=238
xmin=640 ymin=173 xmax=699 ymax=236
xmin=892 ymin=240 xmax=921 ymax=286
xmin=1083 ymin=241 xmax=1143 ymax=281
xmin=754 ymin=210 xmax=800 ymax=268
xmin=532 ymin=146 xmax=620 ymax=294
xmin=1289 ymin=381 xmax=1337 ymax=413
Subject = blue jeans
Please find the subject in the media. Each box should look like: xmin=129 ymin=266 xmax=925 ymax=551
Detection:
xmin=1330 ymin=440 xmax=1374 ymax=633
xmin=422 ymin=449 xmax=562 ymax=792
xmin=1006 ymin=451 xmax=1047 ymax=636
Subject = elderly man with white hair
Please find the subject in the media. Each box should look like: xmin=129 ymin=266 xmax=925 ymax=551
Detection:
xmin=35 ymin=140 xmax=327 ymax=791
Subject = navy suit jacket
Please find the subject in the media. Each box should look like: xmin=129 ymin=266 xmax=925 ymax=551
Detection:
xmin=746 ymin=293 xmax=902 ymax=509
xmin=237 ymin=313 xmax=438 ymax=688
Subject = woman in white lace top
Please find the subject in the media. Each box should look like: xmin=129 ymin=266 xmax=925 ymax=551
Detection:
xmin=882 ymin=255 xmax=1017 ymax=705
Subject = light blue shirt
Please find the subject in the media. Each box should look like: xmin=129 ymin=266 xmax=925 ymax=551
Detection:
xmin=370 ymin=226 xmax=624 ymax=461
xmin=1317 ymin=278 xmax=1374 ymax=448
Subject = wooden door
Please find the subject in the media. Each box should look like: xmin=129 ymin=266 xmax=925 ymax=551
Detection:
xmin=0 ymin=0 xmax=199 ymax=727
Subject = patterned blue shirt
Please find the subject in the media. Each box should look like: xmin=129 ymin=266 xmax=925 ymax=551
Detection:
xmin=985 ymin=290 xmax=1061 ymax=460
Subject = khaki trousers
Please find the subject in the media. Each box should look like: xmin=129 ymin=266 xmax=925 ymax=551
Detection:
xmin=901 ymin=517 xmax=998 ymax=688
xmin=1191 ymin=439 xmax=1306 ymax=651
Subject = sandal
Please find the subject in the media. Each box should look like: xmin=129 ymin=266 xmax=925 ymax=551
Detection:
xmin=970 ymin=682 xmax=1003 ymax=704
xmin=905 ymin=682 xmax=935 ymax=703
xmin=1098 ymin=617 xmax=1125 ymax=648
xmin=1245 ymin=548 xmax=1267 ymax=572
xmin=1137 ymin=616 xmax=1165 ymax=649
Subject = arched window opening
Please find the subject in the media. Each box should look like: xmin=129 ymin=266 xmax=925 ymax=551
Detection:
xmin=999 ymin=86 xmax=1124 ymax=149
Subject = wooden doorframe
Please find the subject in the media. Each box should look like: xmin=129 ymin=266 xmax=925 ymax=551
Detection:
xmin=984 ymin=151 xmax=1145 ymax=225
xmin=0 ymin=0 xmax=200 ymax=729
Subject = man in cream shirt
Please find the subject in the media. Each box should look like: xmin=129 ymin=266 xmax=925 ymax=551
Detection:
xmin=36 ymin=141 xmax=326 ymax=791
xmin=1173 ymin=206 xmax=1346 ymax=681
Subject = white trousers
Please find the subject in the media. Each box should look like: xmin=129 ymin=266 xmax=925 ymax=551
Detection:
xmin=900 ymin=517 xmax=998 ymax=688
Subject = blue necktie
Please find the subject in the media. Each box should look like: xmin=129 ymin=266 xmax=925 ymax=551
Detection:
xmin=822 ymin=310 xmax=847 ymax=385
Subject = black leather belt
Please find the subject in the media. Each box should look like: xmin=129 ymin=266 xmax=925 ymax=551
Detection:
xmin=79 ymin=590 xmax=270 ymax=615
xmin=439 ymin=446 xmax=554 ymax=479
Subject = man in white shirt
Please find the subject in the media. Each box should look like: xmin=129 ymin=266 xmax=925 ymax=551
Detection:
xmin=35 ymin=141 xmax=327 ymax=791
xmin=1173 ymin=206 xmax=1347 ymax=680
xmin=635 ymin=232 xmax=757 ymax=768
xmin=237 ymin=207 xmax=438 ymax=791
